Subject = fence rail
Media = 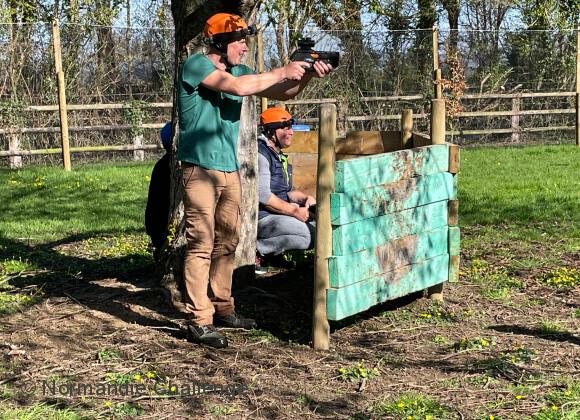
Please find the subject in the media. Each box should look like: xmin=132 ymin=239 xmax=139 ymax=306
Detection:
xmin=2 ymin=90 xmax=579 ymax=167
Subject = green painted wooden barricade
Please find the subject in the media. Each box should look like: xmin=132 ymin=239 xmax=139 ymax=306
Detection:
xmin=325 ymin=144 xmax=460 ymax=321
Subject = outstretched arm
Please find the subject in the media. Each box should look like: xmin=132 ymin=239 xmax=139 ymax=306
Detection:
xmin=200 ymin=60 xmax=333 ymax=100
xmin=200 ymin=61 xmax=309 ymax=97
xmin=257 ymin=60 xmax=333 ymax=100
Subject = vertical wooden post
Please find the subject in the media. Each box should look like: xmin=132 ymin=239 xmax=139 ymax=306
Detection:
xmin=431 ymin=26 xmax=444 ymax=145
xmin=431 ymin=24 xmax=445 ymax=147
xmin=511 ymin=95 xmax=521 ymax=143
xmin=313 ymin=103 xmax=336 ymax=350
xmin=434 ymin=68 xmax=442 ymax=100
xmin=133 ymin=130 xmax=144 ymax=161
xmin=576 ymin=28 xmax=580 ymax=146
xmin=52 ymin=20 xmax=71 ymax=171
xmin=432 ymin=26 xmax=439 ymax=73
xmin=431 ymin=99 xmax=445 ymax=145
xmin=401 ymin=109 xmax=413 ymax=148
xmin=8 ymin=134 xmax=22 ymax=169
xmin=576 ymin=93 xmax=580 ymax=146
xmin=257 ymin=30 xmax=268 ymax=113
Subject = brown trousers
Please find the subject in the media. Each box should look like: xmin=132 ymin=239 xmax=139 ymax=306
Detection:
xmin=181 ymin=164 xmax=241 ymax=326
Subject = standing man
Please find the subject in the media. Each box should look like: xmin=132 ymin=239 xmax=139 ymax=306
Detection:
xmin=178 ymin=13 xmax=332 ymax=348
xmin=256 ymin=108 xmax=315 ymax=264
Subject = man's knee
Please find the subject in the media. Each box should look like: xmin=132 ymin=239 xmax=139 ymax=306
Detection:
xmin=222 ymin=237 xmax=239 ymax=254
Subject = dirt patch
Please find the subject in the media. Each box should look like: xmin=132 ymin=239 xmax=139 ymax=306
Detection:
xmin=0 ymin=230 xmax=579 ymax=419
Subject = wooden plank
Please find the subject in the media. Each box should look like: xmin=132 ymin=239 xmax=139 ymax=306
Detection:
xmin=286 ymin=131 xmax=403 ymax=155
xmin=287 ymin=153 xmax=318 ymax=197
xmin=24 ymin=102 xmax=172 ymax=112
xmin=331 ymin=172 xmax=456 ymax=225
xmin=448 ymin=144 xmax=460 ymax=173
xmin=0 ymin=144 xmax=159 ymax=157
xmin=332 ymin=200 xmax=448 ymax=255
xmin=448 ymin=226 xmax=460 ymax=256
xmin=361 ymin=95 xmax=424 ymax=101
xmin=340 ymin=131 xmax=381 ymax=154
xmin=284 ymin=132 xmax=320 ymax=153
xmin=461 ymin=92 xmax=575 ymax=99
xmin=0 ymin=123 xmax=166 ymax=135
xmin=412 ymin=132 xmax=431 ymax=147
xmin=288 ymin=152 xmax=365 ymax=197
xmin=339 ymin=131 xmax=402 ymax=154
xmin=328 ymin=227 xmax=449 ymax=287
xmin=447 ymin=126 xmax=575 ymax=136
xmin=287 ymin=153 xmax=318 ymax=170
xmin=449 ymin=255 xmax=460 ymax=283
xmin=284 ymin=98 xmax=337 ymax=105
xmin=457 ymin=108 xmax=575 ymax=117
xmin=334 ymin=144 xmax=449 ymax=194
xmin=448 ymin=200 xmax=459 ymax=226
xmin=346 ymin=114 xmax=428 ymax=122
xmin=292 ymin=174 xmax=316 ymax=198
xmin=326 ymin=254 xmax=449 ymax=320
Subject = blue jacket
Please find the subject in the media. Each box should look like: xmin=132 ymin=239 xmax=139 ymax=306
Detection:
xmin=258 ymin=138 xmax=293 ymax=219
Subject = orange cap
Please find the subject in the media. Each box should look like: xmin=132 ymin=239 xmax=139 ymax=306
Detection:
xmin=260 ymin=108 xmax=294 ymax=126
xmin=204 ymin=13 xmax=248 ymax=38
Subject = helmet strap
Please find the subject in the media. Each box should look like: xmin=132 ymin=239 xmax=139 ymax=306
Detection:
xmin=211 ymin=43 xmax=233 ymax=68
xmin=272 ymin=131 xmax=282 ymax=151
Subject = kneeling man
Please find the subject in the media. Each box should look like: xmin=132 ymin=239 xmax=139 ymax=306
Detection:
xmin=257 ymin=108 xmax=316 ymax=262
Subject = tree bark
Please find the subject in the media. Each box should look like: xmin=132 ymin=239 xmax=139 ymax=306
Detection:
xmin=94 ymin=0 xmax=120 ymax=100
xmin=162 ymin=0 xmax=261 ymax=312
xmin=416 ymin=0 xmax=437 ymax=95
xmin=442 ymin=0 xmax=460 ymax=56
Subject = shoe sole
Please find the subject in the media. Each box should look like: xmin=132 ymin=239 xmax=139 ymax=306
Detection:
xmin=188 ymin=337 xmax=228 ymax=349
xmin=186 ymin=329 xmax=228 ymax=349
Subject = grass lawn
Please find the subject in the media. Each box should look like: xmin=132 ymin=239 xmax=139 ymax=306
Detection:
xmin=0 ymin=145 xmax=578 ymax=419
xmin=1 ymin=162 xmax=152 ymax=243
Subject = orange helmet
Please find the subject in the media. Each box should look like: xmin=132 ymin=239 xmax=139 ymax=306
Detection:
xmin=204 ymin=13 xmax=255 ymax=45
xmin=260 ymin=108 xmax=295 ymax=130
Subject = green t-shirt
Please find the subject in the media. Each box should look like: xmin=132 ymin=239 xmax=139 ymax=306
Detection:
xmin=177 ymin=53 xmax=254 ymax=171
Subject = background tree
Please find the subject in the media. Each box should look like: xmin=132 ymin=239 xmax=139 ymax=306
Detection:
xmin=506 ymin=0 xmax=579 ymax=91
xmin=462 ymin=0 xmax=513 ymax=91
xmin=441 ymin=0 xmax=460 ymax=55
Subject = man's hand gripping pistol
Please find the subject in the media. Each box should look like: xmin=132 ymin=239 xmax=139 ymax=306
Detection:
xmin=289 ymin=38 xmax=339 ymax=71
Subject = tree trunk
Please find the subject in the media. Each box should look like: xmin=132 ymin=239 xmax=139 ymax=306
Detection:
xmin=416 ymin=0 xmax=437 ymax=95
xmin=442 ymin=0 xmax=460 ymax=56
xmin=162 ymin=0 xmax=260 ymax=312
xmin=94 ymin=0 xmax=118 ymax=100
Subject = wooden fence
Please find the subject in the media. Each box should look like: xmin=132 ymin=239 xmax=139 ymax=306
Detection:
xmin=2 ymin=22 xmax=579 ymax=169
xmin=2 ymin=90 xmax=579 ymax=169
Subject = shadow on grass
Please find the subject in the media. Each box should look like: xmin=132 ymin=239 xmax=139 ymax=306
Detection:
xmin=233 ymin=266 xmax=422 ymax=346
xmin=2 ymin=233 xmax=425 ymax=348
xmin=0 ymin=234 xmax=186 ymax=339
xmin=488 ymin=324 xmax=580 ymax=346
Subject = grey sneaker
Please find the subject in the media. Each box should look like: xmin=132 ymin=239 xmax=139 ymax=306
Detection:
xmin=214 ymin=313 xmax=257 ymax=329
xmin=187 ymin=324 xmax=228 ymax=348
